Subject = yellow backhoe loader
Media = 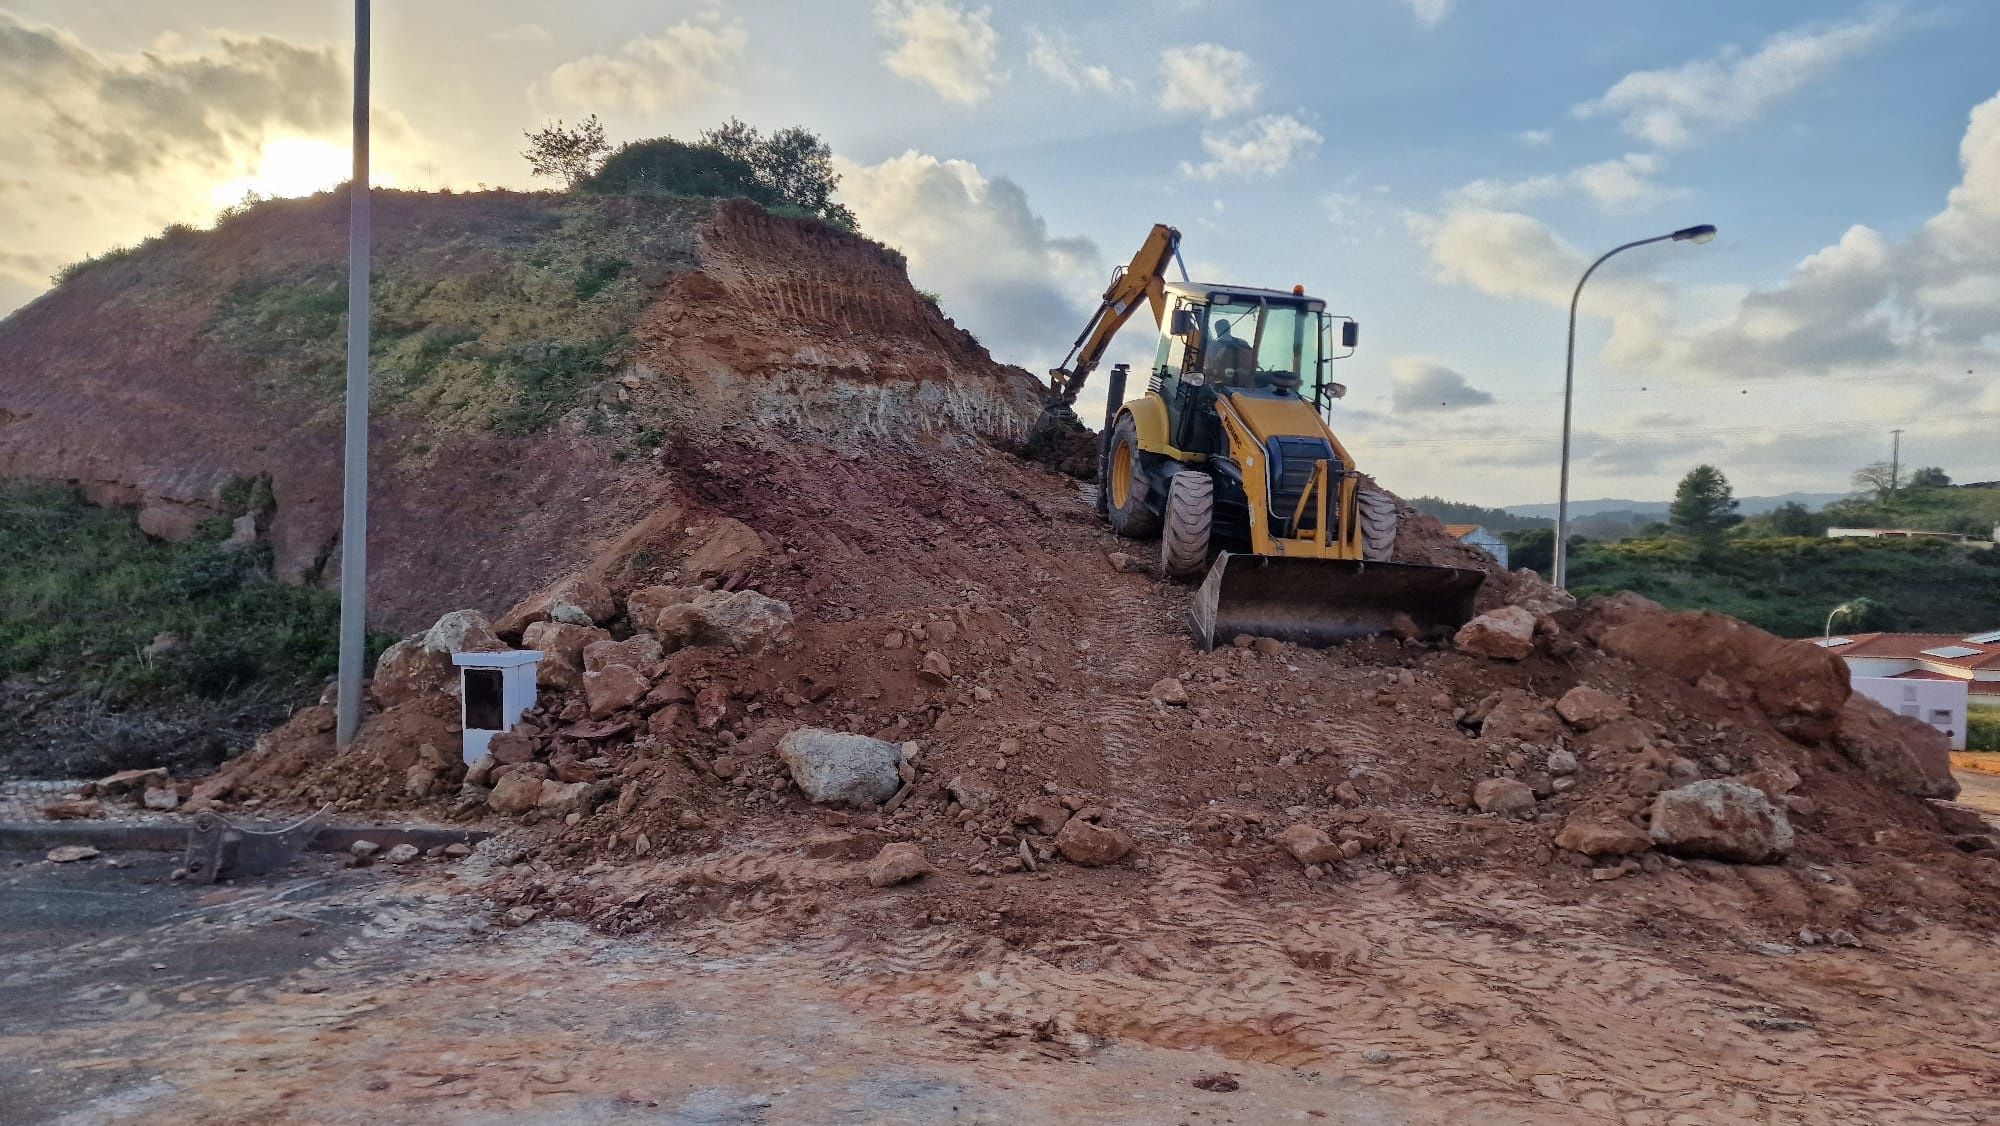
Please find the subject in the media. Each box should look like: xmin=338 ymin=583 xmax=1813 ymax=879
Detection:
xmin=1045 ymin=223 xmax=1485 ymax=649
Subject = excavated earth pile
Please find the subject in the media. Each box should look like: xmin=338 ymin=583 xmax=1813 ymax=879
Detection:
xmin=22 ymin=192 xmax=2000 ymax=1120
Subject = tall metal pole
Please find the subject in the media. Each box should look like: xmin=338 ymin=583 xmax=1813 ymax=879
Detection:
xmin=1890 ymin=428 xmax=1903 ymax=498
xmin=335 ymin=0 xmax=371 ymax=747
xmin=1554 ymin=223 xmax=1717 ymax=589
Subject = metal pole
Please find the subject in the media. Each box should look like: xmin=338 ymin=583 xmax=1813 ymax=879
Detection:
xmin=1556 ymin=235 xmax=1665 ymax=587
xmin=335 ymin=0 xmax=371 ymax=747
xmin=1890 ymin=428 xmax=1903 ymax=498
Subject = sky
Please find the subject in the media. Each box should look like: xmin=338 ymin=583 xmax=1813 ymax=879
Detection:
xmin=2 ymin=1 xmax=1998 ymax=507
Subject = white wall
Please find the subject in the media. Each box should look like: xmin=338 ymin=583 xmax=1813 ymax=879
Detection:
xmin=1852 ymin=676 xmax=1969 ymax=750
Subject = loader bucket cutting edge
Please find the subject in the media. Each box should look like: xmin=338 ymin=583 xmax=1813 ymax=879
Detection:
xmin=1188 ymin=553 xmax=1486 ymax=651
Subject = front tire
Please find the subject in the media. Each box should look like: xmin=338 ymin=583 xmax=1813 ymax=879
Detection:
xmin=1162 ymin=472 xmax=1214 ymax=578
xmin=1104 ymin=414 xmax=1162 ymax=538
xmin=1358 ymin=484 xmax=1398 ymax=562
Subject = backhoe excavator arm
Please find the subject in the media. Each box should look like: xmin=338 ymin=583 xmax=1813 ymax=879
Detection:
xmin=1046 ymin=223 xmax=1183 ymax=412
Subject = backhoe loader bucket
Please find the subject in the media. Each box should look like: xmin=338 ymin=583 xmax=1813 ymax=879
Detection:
xmin=1188 ymin=553 xmax=1486 ymax=651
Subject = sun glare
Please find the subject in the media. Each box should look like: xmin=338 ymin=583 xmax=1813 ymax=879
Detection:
xmin=208 ymin=137 xmax=353 ymax=206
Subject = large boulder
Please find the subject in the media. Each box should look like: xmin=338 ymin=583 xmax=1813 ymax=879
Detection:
xmin=650 ymin=590 xmax=795 ymax=655
xmin=1587 ymin=598 xmax=1849 ymax=744
xmin=778 ymin=728 xmax=902 ymax=807
xmin=625 ymin=584 xmax=701 ymax=626
xmin=1832 ymin=695 xmax=1959 ymax=800
xmin=1473 ymin=777 xmax=1537 ymax=816
xmin=1478 ymin=689 xmax=1564 ymax=744
xmin=520 ymin=621 xmax=611 ymax=690
xmin=584 ymin=664 xmax=649 ymax=719
xmin=866 ymin=843 xmax=932 ymax=887
xmin=1555 ymin=686 xmax=1627 ymax=731
xmin=371 ymin=609 xmax=509 ymax=707
xmin=495 ymin=574 xmax=615 ymax=637
xmin=1455 ymin=606 xmax=1537 ymax=660
xmin=583 ymin=635 xmax=665 ymax=679
xmin=1055 ymin=818 xmax=1135 ymax=866
xmin=1649 ymin=780 xmax=1793 ymax=863
xmin=1273 ymin=823 xmax=1341 ymax=866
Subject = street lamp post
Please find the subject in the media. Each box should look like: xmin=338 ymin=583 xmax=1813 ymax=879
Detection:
xmin=1554 ymin=223 xmax=1716 ymax=590
xmin=335 ymin=0 xmax=372 ymax=747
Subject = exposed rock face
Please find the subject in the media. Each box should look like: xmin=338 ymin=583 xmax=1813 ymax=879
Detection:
xmin=1587 ymin=596 xmax=1849 ymax=744
xmin=1649 ymin=780 xmax=1794 ymax=863
xmin=1455 ymin=606 xmax=1537 ymax=660
xmin=1832 ymin=695 xmax=1959 ymax=799
xmin=778 ymin=728 xmax=902 ymax=807
xmin=1055 ymin=818 xmax=1134 ymax=866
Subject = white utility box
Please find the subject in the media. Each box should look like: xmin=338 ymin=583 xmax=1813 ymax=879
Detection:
xmin=452 ymin=650 xmax=542 ymax=763
xmin=1851 ymin=675 xmax=1969 ymax=751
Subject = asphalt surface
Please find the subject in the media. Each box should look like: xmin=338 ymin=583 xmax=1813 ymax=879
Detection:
xmin=1953 ymin=768 xmax=2000 ymax=816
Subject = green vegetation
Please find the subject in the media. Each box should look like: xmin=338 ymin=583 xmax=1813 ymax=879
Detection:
xmin=0 ymin=479 xmax=389 ymax=777
xmin=1968 ymin=709 xmax=2000 ymax=753
xmin=1566 ymin=534 xmax=2000 ymax=637
xmin=1408 ymin=496 xmax=1552 ymax=532
xmin=1668 ymin=464 xmax=1741 ymax=539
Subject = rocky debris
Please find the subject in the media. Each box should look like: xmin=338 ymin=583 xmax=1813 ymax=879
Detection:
xmin=1454 ymin=606 xmax=1537 ymax=660
xmin=500 ymin=905 xmax=539 ymax=928
xmin=1649 ymin=780 xmax=1794 ymax=863
xmin=1106 ymin=552 xmax=1141 ymax=573
xmin=1273 ymin=823 xmax=1342 ymax=866
xmin=142 ymin=786 xmax=180 ymax=811
xmin=371 ymin=609 xmax=511 ymax=707
xmin=1555 ymin=814 xmax=1653 ymax=857
xmin=686 ymin=590 xmax=794 ymax=655
xmin=444 ymin=842 xmax=473 ymax=859
xmin=496 ymin=574 xmax=615 ymax=637
xmin=684 ymin=517 xmax=766 ymax=578
xmin=584 ymin=635 xmax=665 ymax=679
xmin=350 ymin=840 xmax=382 ymax=864
xmin=1472 ymin=777 xmax=1537 ymax=816
xmin=584 ymin=664 xmax=650 ymax=719
xmin=47 ymin=845 xmax=100 ymax=863
xmin=521 ymin=621 xmax=610 ymax=690
xmin=1556 ymin=686 xmax=1627 ymax=731
xmin=384 ymin=843 xmax=421 ymax=865
xmin=866 ymin=842 xmax=932 ymax=887
xmin=779 ymin=728 xmax=902 ymax=807
xmin=1055 ymin=817 xmax=1134 ymax=866
xmin=1150 ymin=677 xmax=1189 ymax=706
xmin=624 ymin=584 xmax=701 ymax=625
xmin=1587 ymin=595 xmax=1849 ymax=745
xmin=94 ymin=767 xmax=168 ymax=799
xmin=1832 ymin=695 xmax=1958 ymax=799
xmin=1475 ymin=689 xmax=1563 ymax=743
xmin=1546 ymin=750 xmax=1579 ymax=776
xmin=488 ymin=771 xmax=547 ymax=816
xmin=1013 ymin=799 xmax=1070 ymax=835
xmin=919 ymin=650 xmax=953 ymax=684
xmin=41 ymin=798 xmax=103 ymax=820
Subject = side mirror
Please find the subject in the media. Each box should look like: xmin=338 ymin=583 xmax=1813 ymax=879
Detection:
xmin=1169 ymin=309 xmax=1198 ymax=336
xmin=1341 ymin=321 xmax=1359 ymax=349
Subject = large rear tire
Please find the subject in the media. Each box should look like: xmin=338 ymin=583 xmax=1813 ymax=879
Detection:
xmin=1162 ymin=472 xmax=1214 ymax=578
xmin=1358 ymin=484 xmax=1398 ymax=563
xmin=1103 ymin=414 xmax=1162 ymax=538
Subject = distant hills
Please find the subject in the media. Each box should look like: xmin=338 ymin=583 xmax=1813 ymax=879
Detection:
xmin=1504 ymin=492 xmax=1847 ymax=520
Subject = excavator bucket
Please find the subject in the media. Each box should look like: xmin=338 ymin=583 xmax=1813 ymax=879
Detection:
xmin=1187 ymin=553 xmax=1486 ymax=651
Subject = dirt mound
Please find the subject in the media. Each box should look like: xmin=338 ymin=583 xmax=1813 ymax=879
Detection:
xmin=0 ymin=192 xmax=1040 ymax=631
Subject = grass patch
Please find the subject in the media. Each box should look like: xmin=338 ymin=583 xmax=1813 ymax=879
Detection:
xmin=0 ymin=480 xmax=390 ymax=777
xmin=1969 ymin=709 xmax=2000 ymax=753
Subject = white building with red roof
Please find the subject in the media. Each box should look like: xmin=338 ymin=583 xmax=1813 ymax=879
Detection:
xmin=1811 ymin=630 xmax=2000 ymax=748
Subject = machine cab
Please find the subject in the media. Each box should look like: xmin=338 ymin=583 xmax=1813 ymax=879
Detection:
xmin=1152 ymin=282 xmax=1355 ymax=450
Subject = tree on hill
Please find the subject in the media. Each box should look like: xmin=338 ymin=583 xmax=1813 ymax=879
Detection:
xmin=700 ymin=118 xmax=858 ymax=230
xmin=522 ymin=115 xmax=609 ymax=188
xmin=582 ymin=139 xmax=778 ymax=204
xmin=1910 ymin=466 xmax=1951 ymax=488
xmin=1669 ymin=465 xmax=1741 ymax=538
xmin=1853 ymin=460 xmax=1905 ymax=503
xmin=1760 ymin=500 xmax=1825 ymax=537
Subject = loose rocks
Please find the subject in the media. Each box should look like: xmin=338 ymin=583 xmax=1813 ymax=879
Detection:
xmin=384 ymin=843 xmax=421 ymax=865
xmin=1556 ymin=686 xmax=1627 ymax=731
xmin=1455 ymin=607 xmax=1537 ymax=660
xmin=1555 ymin=814 xmax=1653 ymax=856
xmin=47 ymin=845 xmax=99 ymax=863
xmin=866 ymin=842 xmax=931 ymax=887
xmin=778 ymin=728 xmax=903 ymax=807
xmin=1473 ymin=777 xmax=1537 ymax=816
xmin=1274 ymin=823 xmax=1342 ymax=866
xmin=1150 ymin=677 xmax=1189 ymax=706
xmin=1055 ymin=818 xmax=1135 ymax=866
xmin=1649 ymin=780 xmax=1794 ymax=863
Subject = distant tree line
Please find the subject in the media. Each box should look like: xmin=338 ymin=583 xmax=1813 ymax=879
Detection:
xmin=521 ymin=115 xmax=856 ymax=231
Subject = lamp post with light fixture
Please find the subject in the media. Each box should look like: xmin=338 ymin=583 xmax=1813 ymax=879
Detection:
xmin=1553 ymin=223 xmax=1717 ymax=590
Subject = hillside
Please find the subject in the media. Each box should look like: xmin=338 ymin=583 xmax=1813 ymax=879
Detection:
xmin=0 ymin=189 xmax=1040 ymax=632
xmin=1569 ymin=535 xmax=2000 ymax=637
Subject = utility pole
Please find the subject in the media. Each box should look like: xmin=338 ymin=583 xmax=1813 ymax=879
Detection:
xmin=335 ymin=0 xmax=372 ymax=747
xmin=1889 ymin=428 xmax=1903 ymax=500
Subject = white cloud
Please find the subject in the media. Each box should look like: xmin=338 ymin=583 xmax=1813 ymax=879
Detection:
xmin=1182 ymin=113 xmax=1322 ymax=180
xmin=1448 ymin=152 xmax=1679 ymax=213
xmin=540 ymin=19 xmax=746 ymax=113
xmin=1158 ymin=44 xmax=1260 ymax=120
xmin=1390 ymin=358 xmax=1493 ymax=412
xmin=1574 ymin=12 xmax=1896 ymax=147
xmin=1401 ymin=0 xmax=1452 ymax=28
xmin=1027 ymin=30 xmax=1127 ymax=94
xmin=833 ymin=150 xmax=1100 ymax=372
xmin=874 ymin=0 xmax=1000 ymax=106
xmin=1517 ymin=128 xmax=1554 ymax=147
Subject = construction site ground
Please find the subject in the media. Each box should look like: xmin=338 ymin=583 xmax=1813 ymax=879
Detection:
xmin=9 ymin=463 xmax=2000 ymax=1124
